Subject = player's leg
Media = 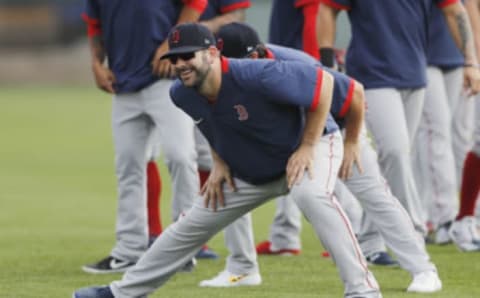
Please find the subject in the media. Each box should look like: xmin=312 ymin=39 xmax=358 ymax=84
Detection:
xmin=145 ymin=80 xmax=199 ymax=222
xmin=199 ymin=213 xmax=261 ymax=287
xmin=445 ymin=69 xmax=474 ymax=188
xmin=193 ymin=127 xmax=219 ymax=259
xmin=335 ymin=180 xmax=397 ymax=266
xmin=449 ymin=97 xmax=480 ymax=251
xmin=412 ymin=67 xmax=457 ymax=242
xmin=345 ymin=131 xmax=440 ymax=292
xmin=82 ymin=91 xmax=152 ymax=274
xmin=256 ymin=195 xmax=302 ymax=255
xmin=365 ymin=88 xmax=427 ymax=236
xmin=103 ymin=178 xmax=285 ymax=297
xmin=291 ymin=131 xmax=381 ymax=297
xmin=145 ymin=136 xmax=162 ymax=243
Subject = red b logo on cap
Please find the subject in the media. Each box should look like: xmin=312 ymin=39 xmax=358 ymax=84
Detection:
xmin=171 ymin=30 xmax=180 ymax=43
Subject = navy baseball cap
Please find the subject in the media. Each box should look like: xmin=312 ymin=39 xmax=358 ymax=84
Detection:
xmin=161 ymin=23 xmax=216 ymax=60
xmin=217 ymin=22 xmax=261 ymax=58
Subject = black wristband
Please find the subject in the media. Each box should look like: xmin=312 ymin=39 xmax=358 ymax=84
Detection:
xmin=464 ymin=63 xmax=480 ymax=68
xmin=320 ymin=48 xmax=335 ymax=68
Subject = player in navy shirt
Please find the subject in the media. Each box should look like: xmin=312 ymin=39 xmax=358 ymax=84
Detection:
xmin=80 ymin=0 xmax=207 ymax=274
xmin=318 ymin=0 xmax=480 ymax=245
xmin=73 ymin=23 xmax=382 ymax=298
xmin=413 ymin=2 xmax=474 ymax=245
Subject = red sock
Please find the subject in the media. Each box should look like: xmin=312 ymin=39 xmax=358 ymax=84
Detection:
xmin=198 ymin=169 xmax=210 ymax=189
xmin=147 ymin=161 xmax=162 ymax=237
xmin=456 ymin=151 xmax=480 ymax=220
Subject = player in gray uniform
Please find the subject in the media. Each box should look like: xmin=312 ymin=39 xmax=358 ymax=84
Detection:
xmin=80 ymin=0 xmax=207 ymax=274
xmin=413 ymin=2 xmax=475 ymax=244
xmin=200 ymin=22 xmax=441 ymax=294
xmin=73 ymin=22 xmax=382 ymax=298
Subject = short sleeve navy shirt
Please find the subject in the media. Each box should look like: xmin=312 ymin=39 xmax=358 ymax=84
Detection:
xmin=171 ymin=58 xmax=339 ymax=184
xmin=321 ymin=0 xmax=459 ymax=89
xmin=83 ymin=0 xmax=184 ymax=93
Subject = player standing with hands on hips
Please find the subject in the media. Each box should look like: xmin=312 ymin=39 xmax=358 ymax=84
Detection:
xmin=80 ymin=0 xmax=207 ymax=274
xmin=73 ymin=23 xmax=382 ymax=298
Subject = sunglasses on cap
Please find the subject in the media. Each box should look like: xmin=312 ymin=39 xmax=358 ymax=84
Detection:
xmin=168 ymin=52 xmax=195 ymax=64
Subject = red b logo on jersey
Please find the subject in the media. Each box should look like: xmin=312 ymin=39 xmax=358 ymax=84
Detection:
xmin=234 ymin=105 xmax=249 ymax=121
xmin=171 ymin=30 xmax=180 ymax=44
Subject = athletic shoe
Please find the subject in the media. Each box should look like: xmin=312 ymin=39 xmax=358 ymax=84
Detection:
xmin=72 ymin=286 xmax=114 ymax=298
xmin=435 ymin=221 xmax=452 ymax=245
xmin=199 ymin=270 xmax=262 ymax=287
xmin=365 ymin=251 xmax=398 ymax=267
xmin=82 ymin=256 xmax=135 ymax=274
xmin=407 ymin=271 xmax=442 ymax=293
xmin=256 ymin=241 xmax=300 ymax=256
xmin=178 ymin=257 xmax=197 ymax=273
xmin=448 ymin=217 xmax=480 ymax=252
xmin=195 ymin=245 xmax=219 ymax=259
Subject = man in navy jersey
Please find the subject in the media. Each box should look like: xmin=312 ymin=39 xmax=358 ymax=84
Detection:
xmin=413 ymin=2 xmax=474 ymax=245
xmin=80 ymin=0 xmax=207 ymax=274
xmin=73 ymin=23 xmax=382 ymax=298
xmin=318 ymin=0 xmax=480 ymax=244
xmin=200 ymin=22 xmax=442 ymax=293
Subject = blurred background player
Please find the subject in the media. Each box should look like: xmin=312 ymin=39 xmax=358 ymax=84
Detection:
xmin=317 ymin=0 xmax=480 ymax=245
xmin=413 ymin=1 xmax=474 ymax=244
xmin=80 ymin=0 xmax=207 ymax=274
xmin=448 ymin=0 xmax=480 ymax=252
xmin=145 ymin=0 xmax=251 ymax=260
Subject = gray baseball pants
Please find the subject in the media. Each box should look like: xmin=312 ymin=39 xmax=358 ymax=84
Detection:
xmin=110 ymin=80 xmax=199 ymax=262
xmin=110 ymin=132 xmax=381 ymax=298
xmin=223 ymin=127 xmax=435 ymax=276
xmin=413 ymin=67 xmax=470 ymax=227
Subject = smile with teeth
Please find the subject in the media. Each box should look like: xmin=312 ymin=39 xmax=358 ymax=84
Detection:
xmin=179 ymin=68 xmax=193 ymax=79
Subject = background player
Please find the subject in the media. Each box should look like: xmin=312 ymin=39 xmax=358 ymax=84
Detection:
xmin=448 ymin=0 xmax=480 ymax=252
xmin=80 ymin=0 xmax=206 ymax=274
xmin=73 ymin=22 xmax=382 ymax=298
xmin=317 ymin=0 xmax=480 ymax=243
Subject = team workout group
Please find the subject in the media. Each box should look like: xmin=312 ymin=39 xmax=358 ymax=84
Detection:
xmin=74 ymin=0 xmax=480 ymax=297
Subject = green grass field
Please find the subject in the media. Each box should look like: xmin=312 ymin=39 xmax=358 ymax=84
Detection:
xmin=0 ymin=86 xmax=479 ymax=298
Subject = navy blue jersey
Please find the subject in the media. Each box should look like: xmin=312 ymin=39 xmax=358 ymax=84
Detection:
xmin=427 ymin=3 xmax=464 ymax=68
xmin=266 ymin=44 xmax=355 ymax=128
xmin=269 ymin=0 xmax=320 ymax=58
xmin=322 ymin=0 xmax=459 ymax=89
xmin=200 ymin=0 xmax=251 ymax=20
xmin=83 ymin=0 xmax=205 ymax=93
xmin=171 ymin=58 xmax=339 ymax=184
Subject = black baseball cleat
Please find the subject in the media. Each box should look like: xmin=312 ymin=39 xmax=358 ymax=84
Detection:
xmin=72 ymin=286 xmax=114 ymax=298
xmin=82 ymin=256 xmax=135 ymax=274
xmin=366 ymin=251 xmax=399 ymax=267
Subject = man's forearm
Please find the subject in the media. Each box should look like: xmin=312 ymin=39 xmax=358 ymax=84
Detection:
xmin=444 ymin=3 xmax=478 ymax=64
xmin=88 ymin=35 xmax=106 ymax=66
xmin=465 ymin=0 xmax=480 ymax=60
xmin=343 ymin=82 xmax=365 ymax=145
xmin=302 ymin=70 xmax=334 ymax=146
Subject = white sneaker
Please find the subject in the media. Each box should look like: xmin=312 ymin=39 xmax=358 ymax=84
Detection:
xmin=435 ymin=221 xmax=452 ymax=244
xmin=407 ymin=271 xmax=442 ymax=293
xmin=199 ymin=270 xmax=262 ymax=287
xmin=449 ymin=217 xmax=480 ymax=252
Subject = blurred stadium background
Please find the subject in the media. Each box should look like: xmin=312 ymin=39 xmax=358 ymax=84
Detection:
xmin=0 ymin=0 xmax=351 ymax=85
